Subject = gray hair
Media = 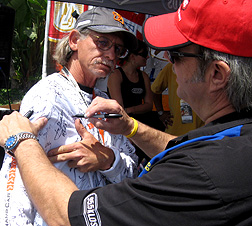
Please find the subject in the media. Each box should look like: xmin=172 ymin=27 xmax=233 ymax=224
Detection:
xmin=197 ymin=47 xmax=252 ymax=112
xmin=53 ymin=29 xmax=91 ymax=66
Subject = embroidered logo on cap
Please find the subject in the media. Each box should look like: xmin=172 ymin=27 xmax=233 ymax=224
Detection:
xmin=113 ymin=11 xmax=124 ymax=25
xmin=178 ymin=0 xmax=190 ymax=21
xmin=181 ymin=0 xmax=190 ymax=10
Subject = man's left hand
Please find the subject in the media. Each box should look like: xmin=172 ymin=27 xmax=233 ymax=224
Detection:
xmin=47 ymin=119 xmax=115 ymax=172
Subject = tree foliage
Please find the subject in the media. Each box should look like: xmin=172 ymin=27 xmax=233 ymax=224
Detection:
xmin=3 ymin=0 xmax=47 ymax=91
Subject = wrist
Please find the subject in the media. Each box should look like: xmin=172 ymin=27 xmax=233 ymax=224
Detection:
xmin=100 ymin=147 xmax=115 ymax=171
xmin=4 ymin=132 xmax=38 ymax=157
xmin=125 ymin=117 xmax=138 ymax=138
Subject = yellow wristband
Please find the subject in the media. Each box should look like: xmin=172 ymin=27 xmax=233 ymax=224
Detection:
xmin=125 ymin=117 xmax=138 ymax=138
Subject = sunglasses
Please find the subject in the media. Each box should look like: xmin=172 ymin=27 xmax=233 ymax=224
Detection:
xmin=90 ymin=34 xmax=128 ymax=59
xmin=136 ymin=49 xmax=149 ymax=59
xmin=167 ymin=51 xmax=203 ymax=64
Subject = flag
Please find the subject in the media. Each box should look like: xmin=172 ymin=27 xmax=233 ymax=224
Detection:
xmin=42 ymin=1 xmax=88 ymax=77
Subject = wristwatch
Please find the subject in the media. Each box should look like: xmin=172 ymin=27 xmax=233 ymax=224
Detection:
xmin=158 ymin=110 xmax=164 ymax=116
xmin=4 ymin=132 xmax=38 ymax=157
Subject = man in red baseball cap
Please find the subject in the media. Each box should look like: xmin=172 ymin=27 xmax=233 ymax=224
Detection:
xmin=1 ymin=0 xmax=252 ymax=225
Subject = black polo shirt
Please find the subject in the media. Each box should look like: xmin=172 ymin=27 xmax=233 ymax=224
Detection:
xmin=68 ymin=110 xmax=252 ymax=226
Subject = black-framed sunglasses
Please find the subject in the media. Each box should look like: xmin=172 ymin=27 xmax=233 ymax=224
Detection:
xmin=90 ymin=34 xmax=128 ymax=59
xmin=136 ymin=49 xmax=149 ymax=59
xmin=167 ymin=51 xmax=203 ymax=64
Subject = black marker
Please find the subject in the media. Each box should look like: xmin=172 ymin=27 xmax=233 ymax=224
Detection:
xmin=23 ymin=110 xmax=34 ymax=119
xmin=72 ymin=113 xmax=122 ymax=119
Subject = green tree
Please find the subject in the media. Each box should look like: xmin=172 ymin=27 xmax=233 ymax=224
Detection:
xmin=5 ymin=0 xmax=47 ymax=91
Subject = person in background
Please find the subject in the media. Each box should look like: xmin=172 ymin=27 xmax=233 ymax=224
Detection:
xmin=108 ymin=39 xmax=163 ymax=130
xmin=0 ymin=7 xmax=138 ymax=226
xmin=1 ymin=0 xmax=252 ymax=225
xmin=151 ymin=62 xmax=204 ymax=136
xmin=108 ymin=39 xmax=164 ymax=163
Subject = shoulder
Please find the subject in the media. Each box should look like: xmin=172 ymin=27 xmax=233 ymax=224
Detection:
xmin=30 ymin=73 xmax=66 ymax=89
xmin=21 ymin=73 xmax=74 ymax=107
xmin=157 ymin=64 xmax=174 ymax=78
xmin=141 ymin=71 xmax=151 ymax=84
xmin=141 ymin=71 xmax=149 ymax=79
xmin=108 ymin=68 xmax=123 ymax=82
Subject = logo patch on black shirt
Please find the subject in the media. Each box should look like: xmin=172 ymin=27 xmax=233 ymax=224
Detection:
xmin=83 ymin=193 xmax=101 ymax=226
xmin=131 ymin=88 xmax=143 ymax=94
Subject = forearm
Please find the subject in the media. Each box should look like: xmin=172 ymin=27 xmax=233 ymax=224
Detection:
xmin=153 ymin=93 xmax=163 ymax=112
xmin=15 ymin=139 xmax=78 ymax=226
xmin=85 ymin=97 xmax=176 ymax=158
xmin=128 ymin=120 xmax=176 ymax=158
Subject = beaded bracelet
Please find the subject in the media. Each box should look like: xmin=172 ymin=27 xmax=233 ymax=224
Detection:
xmin=125 ymin=117 xmax=138 ymax=138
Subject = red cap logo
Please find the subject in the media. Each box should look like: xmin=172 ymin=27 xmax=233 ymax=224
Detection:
xmin=178 ymin=0 xmax=190 ymax=21
xmin=181 ymin=0 xmax=190 ymax=10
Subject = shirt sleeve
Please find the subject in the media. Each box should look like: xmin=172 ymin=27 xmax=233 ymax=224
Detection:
xmin=98 ymin=135 xmax=139 ymax=183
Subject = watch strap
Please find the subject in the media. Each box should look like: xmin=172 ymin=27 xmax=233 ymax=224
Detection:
xmin=4 ymin=132 xmax=38 ymax=157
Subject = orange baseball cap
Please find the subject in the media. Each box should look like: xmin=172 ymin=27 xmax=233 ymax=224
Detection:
xmin=143 ymin=0 xmax=252 ymax=57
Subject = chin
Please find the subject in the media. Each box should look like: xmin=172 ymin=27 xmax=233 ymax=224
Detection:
xmin=98 ymin=72 xmax=111 ymax=79
xmin=176 ymin=89 xmax=184 ymax=100
xmin=100 ymin=66 xmax=112 ymax=75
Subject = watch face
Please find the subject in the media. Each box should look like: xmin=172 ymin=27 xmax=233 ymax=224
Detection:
xmin=5 ymin=135 xmax=17 ymax=149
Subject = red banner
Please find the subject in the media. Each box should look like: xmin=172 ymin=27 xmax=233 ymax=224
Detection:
xmin=48 ymin=1 xmax=87 ymax=42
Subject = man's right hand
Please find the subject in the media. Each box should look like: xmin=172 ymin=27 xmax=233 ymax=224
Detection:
xmin=85 ymin=96 xmax=135 ymax=136
xmin=48 ymin=119 xmax=115 ymax=172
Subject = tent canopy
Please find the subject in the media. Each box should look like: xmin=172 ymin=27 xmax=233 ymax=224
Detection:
xmin=56 ymin=0 xmax=183 ymax=15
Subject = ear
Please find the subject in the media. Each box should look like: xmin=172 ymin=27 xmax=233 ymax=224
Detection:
xmin=68 ymin=30 xmax=80 ymax=51
xmin=208 ymin=61 xmax=230 ymax=92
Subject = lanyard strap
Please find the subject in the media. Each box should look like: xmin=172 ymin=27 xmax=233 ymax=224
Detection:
xmin=139 ymin=125 xmax=243 ymax=177
xmin=62 ymin=66 xmax=97 ymax=101
xmin=62 ymin=66 xmax=81 ymax=91
xmin=61 ymin=67 xmax=104 ymax=144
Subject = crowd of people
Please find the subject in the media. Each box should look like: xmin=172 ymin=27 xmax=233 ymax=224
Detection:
xmin=1 ymin=0 xmax=252 ymax=225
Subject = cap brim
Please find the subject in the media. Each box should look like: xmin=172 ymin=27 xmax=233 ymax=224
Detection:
xmin=143 ymin=12 xmax=191 ymax=50
xmin=89 ymin=25 xmax=138 ymax=51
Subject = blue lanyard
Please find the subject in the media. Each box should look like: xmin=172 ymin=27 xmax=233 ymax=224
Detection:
xmin=139 ymin=125 xmax=243 ymax=177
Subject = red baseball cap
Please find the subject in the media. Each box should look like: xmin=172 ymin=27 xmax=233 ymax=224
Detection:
xmin=143 ymin=0 xmax=252 ymax=57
